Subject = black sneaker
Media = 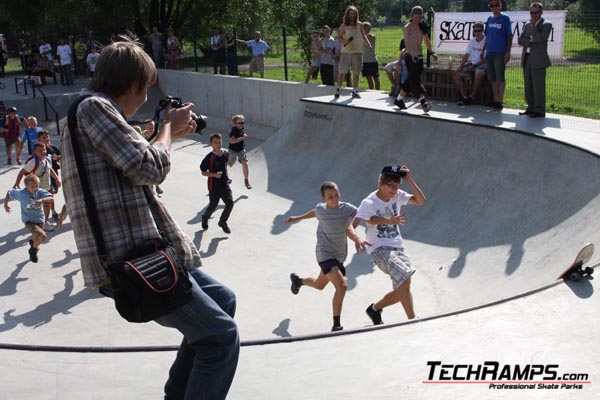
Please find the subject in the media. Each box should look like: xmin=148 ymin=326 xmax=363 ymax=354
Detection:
xmin=394 ymin=98 xmax=407 ymax=109
xmin=334 ymin=89 xmax=341 ymax=99
xmin=201 ymin=215 xmax=209 ymax=230
xmin=421 ymin=100 xmax=432 ymax=113
xmin=351 ymin=90 xmax=361 ymax=99
xmin=290 ymin=273 xmax=302 ymax=295
xmin=51 ymin=212 xmax=59 ymax=223
xmin=457 ymin=97 xmax=465 ymax=106
xmin=218 ymin=221 xmax=231 ymax=234
xmin=464 ymin=96 xmax=473 ymax=105
xmin=28 ymin=246 xmax=39 ymax=263
xmin=331 ymin=325 xmax=344 ymax=332
xmin=365 ymin=303 xmax=383 ymax=325
xmin=493 ymin=102 xmax=503 ymax=111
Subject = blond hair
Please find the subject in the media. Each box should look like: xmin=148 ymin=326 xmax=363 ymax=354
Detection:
xmin=24 ymin=174 xmax=40 ymax=185
xmin=231 ymin=114 xmax=245 ymax=124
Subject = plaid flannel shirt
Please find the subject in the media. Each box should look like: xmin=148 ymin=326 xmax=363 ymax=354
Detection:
xmin=61 ymin=93 xmax=201 ymax=287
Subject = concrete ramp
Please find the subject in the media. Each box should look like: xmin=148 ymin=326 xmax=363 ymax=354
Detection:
xmin=1 ymin=88 xmax=598 ymax=346
xmin=252 ymin=96 xmax=600 ymax=325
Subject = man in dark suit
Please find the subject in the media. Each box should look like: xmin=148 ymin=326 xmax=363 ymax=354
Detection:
xmin=518 ymin=2 xmax=552 ymax=118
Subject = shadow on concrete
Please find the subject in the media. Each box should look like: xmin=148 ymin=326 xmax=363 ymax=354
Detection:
xmin=0 ymin=270 xmax=102 ymax=332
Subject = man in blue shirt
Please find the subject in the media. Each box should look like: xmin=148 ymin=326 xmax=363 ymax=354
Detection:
xmin=484 ymin=1 xmax=513 ymax=111
xmin=237 ymin=31 xmax=270 ymax=78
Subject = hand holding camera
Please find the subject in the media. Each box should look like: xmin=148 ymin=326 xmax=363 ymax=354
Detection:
xmin=165 ymin=102 xmax=197 ymax=140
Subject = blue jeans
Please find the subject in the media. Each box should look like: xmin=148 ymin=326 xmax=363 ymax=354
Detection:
xmin=155 ymin=268 xmax=240 ymax=400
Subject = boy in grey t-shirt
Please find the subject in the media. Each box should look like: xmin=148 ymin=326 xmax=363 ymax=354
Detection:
xmin=285 ymin=181 xmax=367 ymax=331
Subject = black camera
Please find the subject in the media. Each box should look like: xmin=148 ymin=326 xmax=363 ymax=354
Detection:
xmin=158 ymin=96 xmax=207 ymax=133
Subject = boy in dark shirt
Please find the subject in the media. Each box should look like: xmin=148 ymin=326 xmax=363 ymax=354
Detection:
xmin=227 ymin=114 xmax=251 ymax=189
xmin=200 ymin=133 xmax=234 ymax=234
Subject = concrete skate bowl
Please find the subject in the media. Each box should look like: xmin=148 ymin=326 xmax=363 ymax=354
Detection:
xmin=252 ymin=98 xmax=600 ymax=335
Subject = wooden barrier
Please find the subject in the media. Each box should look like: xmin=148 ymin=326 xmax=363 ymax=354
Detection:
xmin=422 ymin=67 xmax=493 ymax=105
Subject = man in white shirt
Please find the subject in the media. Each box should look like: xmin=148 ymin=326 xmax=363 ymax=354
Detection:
xmin=56 ymin=38 xmax=74 ymax=85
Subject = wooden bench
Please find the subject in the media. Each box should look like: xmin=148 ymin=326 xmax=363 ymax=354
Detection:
xmin=422 ymin=67 xmax=493 ymax=105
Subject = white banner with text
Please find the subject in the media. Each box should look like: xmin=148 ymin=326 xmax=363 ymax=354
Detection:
xmin=433 ymin=11 xmax=566 ymax=58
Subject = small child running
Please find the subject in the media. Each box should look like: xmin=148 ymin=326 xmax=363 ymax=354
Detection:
xmin=4 ymin=174 xmax=54 ymax=263
xmin=228 ymin=114 xmax=252 ymax=189
xmin=285 ymin=181 xmax=368 ymax=332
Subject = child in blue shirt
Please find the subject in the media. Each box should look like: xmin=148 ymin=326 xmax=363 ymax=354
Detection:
xmin=4 ymin=174 xmax=54 ymax=262
xmin=21 ymin=116 xmax=44 ymax=155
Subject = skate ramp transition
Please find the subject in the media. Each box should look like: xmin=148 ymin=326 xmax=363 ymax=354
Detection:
xmin=1 ymin=89 xmax=599 ymax=347
xmin=250 ymin=98 xmax=600 ymax=331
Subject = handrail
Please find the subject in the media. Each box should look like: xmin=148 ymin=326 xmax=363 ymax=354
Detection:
xmin=13 ymin=76 xmax=60 ymax=136
xmin=34 ymin=83 xmax=60 ymax=135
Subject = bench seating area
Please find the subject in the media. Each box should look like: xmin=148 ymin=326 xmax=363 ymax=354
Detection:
xmin=422 ymin=67 xmax=493 ymax=105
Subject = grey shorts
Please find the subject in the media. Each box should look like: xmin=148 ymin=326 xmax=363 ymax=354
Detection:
xmin=486 ymin=52 xmax=506 ymax=83
xmin=227 ymin=149 xmax=248 ymax=167
xmin=461 ymin=63 xmax=487 ymax=75
xmin=371 ymin=246 xmax=415 ymax=289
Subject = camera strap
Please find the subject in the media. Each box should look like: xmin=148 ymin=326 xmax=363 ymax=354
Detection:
xmin=66 ymin=95 xmax=162 ymax=268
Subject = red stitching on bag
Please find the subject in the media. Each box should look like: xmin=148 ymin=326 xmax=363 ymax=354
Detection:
xmin=122 ymin=250 xmax=178 ymax=293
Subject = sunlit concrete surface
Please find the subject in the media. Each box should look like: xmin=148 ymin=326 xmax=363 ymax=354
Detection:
xmin=0 ymin=73 xmax=598 ymax=399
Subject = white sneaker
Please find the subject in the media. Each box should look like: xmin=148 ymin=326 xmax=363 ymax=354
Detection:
xmin=44 ymin=221 xmax=56 ymax=232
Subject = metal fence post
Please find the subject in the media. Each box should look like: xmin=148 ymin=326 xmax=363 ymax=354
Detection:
xmin=283 ymin=27 xmax=288 ymax=81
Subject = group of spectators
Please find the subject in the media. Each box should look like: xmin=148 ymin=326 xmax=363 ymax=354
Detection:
xmin=145 ymin=27 xmax=182 ymax=69
xmin=302 ymin=1 xmax=551 ymax=117
xmin=17 ymin=33 xmax=100 ymax=86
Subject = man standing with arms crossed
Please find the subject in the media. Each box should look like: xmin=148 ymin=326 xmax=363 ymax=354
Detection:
xmin=518 ymin=2 xmax=552 ymax=118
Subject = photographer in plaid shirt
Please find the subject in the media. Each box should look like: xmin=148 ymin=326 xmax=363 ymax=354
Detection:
xmin=61 ymin=37 xmax=239 ymax=400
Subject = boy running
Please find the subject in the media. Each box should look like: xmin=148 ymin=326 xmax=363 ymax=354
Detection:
xmin=348 ymin=165 xmax=427 ymax=325
xmin=13 ymin=141 xmax=61 ymax=231
xmin=200 ymin=133 xmax=234 ymax=234
xmin=228 ymin=115 xmax=252 ymax=189
xmin=286 ymin=181 xmax=367 ymax=331
xmin=4 ymin=174 xmax=54 ymax=262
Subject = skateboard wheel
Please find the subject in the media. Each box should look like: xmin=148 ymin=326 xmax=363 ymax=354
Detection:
xmin=584 ymin=267 xmax=594 ymax=276
xmin=569 ymin=271 xmax=581 ymax=282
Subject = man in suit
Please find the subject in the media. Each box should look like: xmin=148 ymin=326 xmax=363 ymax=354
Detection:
xmin=518 ymin=2 xmax=552 ymax=118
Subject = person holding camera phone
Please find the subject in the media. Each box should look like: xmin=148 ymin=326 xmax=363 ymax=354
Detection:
xmin=61 ymin=37 xmax=239 ymax=400
xmin=347 ymin=165 xmax=427 ymax=325
xmin=334 ymin=5 xmax=372 ymax=99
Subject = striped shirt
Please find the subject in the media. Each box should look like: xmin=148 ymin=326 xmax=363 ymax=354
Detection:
xmin=61 ymin=93 xmax=201 ymax=287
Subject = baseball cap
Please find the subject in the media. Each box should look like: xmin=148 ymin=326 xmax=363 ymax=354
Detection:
xmin=381 ymin=165 xmax=406 ymax=177
xmin=7 ymin=106 xmax=17 ymax=113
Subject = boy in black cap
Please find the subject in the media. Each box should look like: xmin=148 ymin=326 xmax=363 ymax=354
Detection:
xmin=347 ymin=165 xmax=426 ymax=325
